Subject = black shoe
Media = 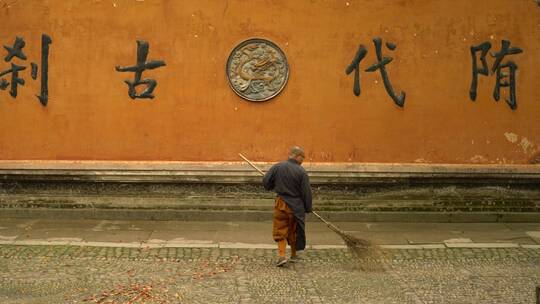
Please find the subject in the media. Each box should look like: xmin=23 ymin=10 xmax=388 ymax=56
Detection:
xmin=289 ymin=256 xmax=302 ymax=263
xmin=276 ymin=256 xmax=288 ymax=267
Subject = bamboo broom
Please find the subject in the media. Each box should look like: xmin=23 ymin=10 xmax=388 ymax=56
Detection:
xmin=238 ymin=153 xmax=380 ymax=262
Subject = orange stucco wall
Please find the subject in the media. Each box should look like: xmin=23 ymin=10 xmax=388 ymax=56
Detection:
xmin=0 ymin=0 xmax=538 ymax=164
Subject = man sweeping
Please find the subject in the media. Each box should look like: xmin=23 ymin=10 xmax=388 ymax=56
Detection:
xmin=263 ymin=146 xmax=312 ymax=267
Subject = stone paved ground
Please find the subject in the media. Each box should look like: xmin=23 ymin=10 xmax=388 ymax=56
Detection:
xmin=0 ymin=245 xmax=538 ymax=304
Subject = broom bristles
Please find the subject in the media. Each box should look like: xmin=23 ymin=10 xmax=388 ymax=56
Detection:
xmin=330 ymin=226 xmax=385 ymax=271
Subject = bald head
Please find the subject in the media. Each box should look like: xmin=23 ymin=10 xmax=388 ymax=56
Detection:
xmin=289 ymin=146 xmax=305 ymax=164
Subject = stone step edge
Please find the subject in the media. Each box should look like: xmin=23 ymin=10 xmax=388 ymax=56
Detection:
xmin=1 ymin=208 xmax=539 ymax=223
xmin=2 ymin=205 xmax=538 ymax=212
xmin=0 ymin=240 xmax=538 ymax=250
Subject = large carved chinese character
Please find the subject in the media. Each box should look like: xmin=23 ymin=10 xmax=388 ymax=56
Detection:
xmin=469 ymin=40 xmax=522 ymax=110
xmin=346 ymin=37 xmax=406 ymax=107
xmin=0 ymin=34 xmax=52 ymax=106
xmin=115 ymin=40 xmax=166 ymax=99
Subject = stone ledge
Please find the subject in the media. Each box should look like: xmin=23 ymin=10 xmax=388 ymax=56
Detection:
xmin=0 ymin=161 xmax=539 ymax=184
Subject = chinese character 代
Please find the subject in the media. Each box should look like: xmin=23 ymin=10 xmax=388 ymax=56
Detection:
xmin=346 ymin=37 xmax=406 ymax=107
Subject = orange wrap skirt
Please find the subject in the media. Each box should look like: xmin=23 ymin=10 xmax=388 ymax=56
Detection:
xmin=272 ymin=196 xmax=297 ymax=247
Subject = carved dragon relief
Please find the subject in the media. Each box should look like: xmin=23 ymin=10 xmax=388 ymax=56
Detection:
xmin=226 ymin=39 xmax=289 ymax=101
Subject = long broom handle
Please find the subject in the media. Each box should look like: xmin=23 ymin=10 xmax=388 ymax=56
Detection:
xmin=238 ymin=153 xmax=347 ymax=235
xmin=238 ymin=153 xmax=265 ymax=176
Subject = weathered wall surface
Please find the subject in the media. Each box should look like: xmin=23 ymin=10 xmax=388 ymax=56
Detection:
xmin=0 ymin=0 xmax=538 ymax=164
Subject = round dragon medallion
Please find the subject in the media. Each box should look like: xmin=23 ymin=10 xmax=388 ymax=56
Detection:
xmin=226 ymin=38 xmax=289 ymax=102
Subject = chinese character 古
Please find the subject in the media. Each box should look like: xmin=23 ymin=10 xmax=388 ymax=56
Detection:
xmin=115 ymin=40 xmax=166 ymax=99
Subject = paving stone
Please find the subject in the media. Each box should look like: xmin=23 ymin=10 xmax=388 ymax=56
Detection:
xmin=445 ymin=243 xmax=519 ymax=248
xmin=0 ymin=244 xmax=538 ymax=303
xmin=381 ymin=244 xmax=446 ymax=249
xmin=522 ymin=245 xmax=540 ymax=249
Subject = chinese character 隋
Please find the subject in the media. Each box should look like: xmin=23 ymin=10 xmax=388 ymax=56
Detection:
xmin=469 ymin=40 xmax=522 ymax=110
